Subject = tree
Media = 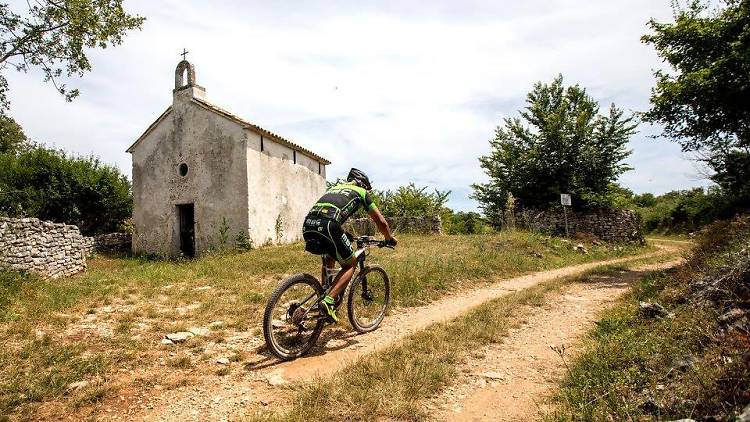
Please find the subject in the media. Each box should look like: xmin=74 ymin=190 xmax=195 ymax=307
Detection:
xmin=642 ymin=0 xmax=750 ymax=203
xmin=0 ymin=113 xmax=26 ymax=153
xmin=444 ymin=211 xmax=489 ymax=234
xmin=710 ymin=150 xmax=750 ymax=206
xmin=472 ymin=75 xmax=637 ymax=223
xmin=607 ymin=183 xmax=637 ymax=209
xmin=372 ymin=182 xmax=451 ymax=219
xmin=0 ymin=146 xmax=132 ymax=234
xmin=0 ymin=0 xmax=145 ymax=113
xmin=633 ymin=192 xmax=657 ymax=208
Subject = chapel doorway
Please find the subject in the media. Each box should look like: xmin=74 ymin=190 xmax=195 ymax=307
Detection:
xmin=177 ymin=204 xmax=195 ymax=257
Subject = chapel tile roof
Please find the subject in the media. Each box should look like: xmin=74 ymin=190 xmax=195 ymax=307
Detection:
xmin=126 ymin=99 xmax=330 ymax=165
xmin=191 ymin=97 xmax=330 ymax=165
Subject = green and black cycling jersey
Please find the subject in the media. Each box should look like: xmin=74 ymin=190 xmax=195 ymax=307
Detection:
xmin=302 ymin=183 xmax=378 ymax=265
xmin=307 ymin=183 xmax=378 ymax=225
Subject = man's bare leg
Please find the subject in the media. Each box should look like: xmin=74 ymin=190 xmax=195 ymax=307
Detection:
xmin=319 ymin=258 xmax=356 ymax=322
xmin=322 ymin=256 xmax=336 ymax=284
xmin=327 ymin=263 xmax=355 ymax=300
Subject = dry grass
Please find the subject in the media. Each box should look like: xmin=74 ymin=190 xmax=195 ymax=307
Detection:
xmin=0 ymin=231 xmax=649 ymax=419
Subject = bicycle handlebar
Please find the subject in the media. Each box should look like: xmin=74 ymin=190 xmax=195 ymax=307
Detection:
xmin=354 ymin=235 xmax=395 ymax=249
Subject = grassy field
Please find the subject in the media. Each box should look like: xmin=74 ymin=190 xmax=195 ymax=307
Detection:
xmin=0 ymin=231 xmax=648 ymax=419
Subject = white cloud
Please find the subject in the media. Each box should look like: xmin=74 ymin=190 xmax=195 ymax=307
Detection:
xmin=5 ymin=0 xmax=710 ymax=211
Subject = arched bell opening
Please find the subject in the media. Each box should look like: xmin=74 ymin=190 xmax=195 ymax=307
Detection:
xmin=174 ymin=60 xmax=196 ymax=89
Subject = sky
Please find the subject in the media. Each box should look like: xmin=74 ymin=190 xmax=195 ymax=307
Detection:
xmin=6 ymin=0 xmax=712 ymax=211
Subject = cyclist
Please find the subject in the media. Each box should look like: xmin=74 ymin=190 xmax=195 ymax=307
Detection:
xmin=302 ymin=168 xmax=397 ymax=322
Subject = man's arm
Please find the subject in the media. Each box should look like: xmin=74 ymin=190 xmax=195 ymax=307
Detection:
xmin=368 ymin=207 xmax=395 ymax=242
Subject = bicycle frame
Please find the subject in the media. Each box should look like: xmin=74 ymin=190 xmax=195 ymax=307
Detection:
xmin=296 ymin=237 xmax=380 ymax=322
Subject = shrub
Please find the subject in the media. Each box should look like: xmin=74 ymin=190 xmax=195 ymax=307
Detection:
xmin=636 ymin=187 xmax=734 ymax=233
xmin=0 ymin=146 xmax=132 ymax=235
xmin=371 ymin=183 xmax=450 ymax=219
xmin=444 ymin=211 xmax=491 ymax=234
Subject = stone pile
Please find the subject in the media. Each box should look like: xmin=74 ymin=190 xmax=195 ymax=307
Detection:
xmin=346 ymin=215 xmax=442 ymax=235
xmin=517 ymin=208 xmax=644 ymax=243
xmin=0 ymin=217 xmax=92 ymax=279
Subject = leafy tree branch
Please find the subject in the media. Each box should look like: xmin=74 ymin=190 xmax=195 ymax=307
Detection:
xmin=0 ymin=0 xmax=145 ymax=113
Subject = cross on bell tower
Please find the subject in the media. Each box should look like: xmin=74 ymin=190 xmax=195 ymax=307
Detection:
xmin=181 ymin=48 xmax=189 ymax=61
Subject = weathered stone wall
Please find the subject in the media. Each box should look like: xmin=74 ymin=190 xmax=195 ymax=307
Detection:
xmin=516 ymin=208 xmax=644 ymax=243
xmin=94 ymin=232 xmax=132 ymax=253
xmin=83 ymin=236 xmax=95 ymax=258
xmin=0 ymin=217 xmax=91 ymax=278
xmin=345 ymin=216 xmax=442 ymax=235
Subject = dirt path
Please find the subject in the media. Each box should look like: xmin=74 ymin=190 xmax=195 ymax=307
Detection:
xmin=113 ymin=243 xmax=681 ymax=421
xmin=427 ymin=258 xmax=683 ymax=421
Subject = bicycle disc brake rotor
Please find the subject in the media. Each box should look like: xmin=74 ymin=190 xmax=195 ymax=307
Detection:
xmin=284 ymin=300 xmax=306 ymax=325
xmin=290 ymin=304 xmax=307 ymax=325
xmin=361 ymin=278 xmax=374 ymax=301
xmin=361 ymin=289 xmax=374 ymax=301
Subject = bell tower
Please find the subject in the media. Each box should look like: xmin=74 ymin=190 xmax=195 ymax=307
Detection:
xmin=173 ymin=50 xmax=205 ymax=103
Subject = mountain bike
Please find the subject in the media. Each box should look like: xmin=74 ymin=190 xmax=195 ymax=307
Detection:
xmin=263 ymin=236 xmax=393 ymax=360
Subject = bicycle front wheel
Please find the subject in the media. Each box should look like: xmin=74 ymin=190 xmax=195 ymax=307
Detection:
xmin=263 ymin=273 xmax=325 ymax=360
xmin=347 ymin=265 xmax=390 ymax=333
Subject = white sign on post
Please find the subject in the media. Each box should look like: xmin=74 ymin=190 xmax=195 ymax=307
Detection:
xmin=560 ymin=193 xmax=571 ymax=237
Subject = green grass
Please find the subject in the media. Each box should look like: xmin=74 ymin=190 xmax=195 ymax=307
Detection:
xmin=644 ymin=233 xmax=693 ymax=242
xmin=0 ymin=335 xmax=110 ymax=417
xmin=0 ymin=231 xmax=650 ymax=419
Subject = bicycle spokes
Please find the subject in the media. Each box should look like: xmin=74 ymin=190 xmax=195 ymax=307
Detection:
xmin=270 ymin=283 xmax=321 ymax=355
xmin=350 ymin=270 xmax=388 ymax=328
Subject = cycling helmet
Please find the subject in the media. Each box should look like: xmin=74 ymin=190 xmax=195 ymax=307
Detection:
xmin=347 ymin=168 xmax=372 ymax=190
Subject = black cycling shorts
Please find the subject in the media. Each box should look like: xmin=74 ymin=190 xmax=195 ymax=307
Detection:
xmin=302 ymin=216 xmax=355 ymax=265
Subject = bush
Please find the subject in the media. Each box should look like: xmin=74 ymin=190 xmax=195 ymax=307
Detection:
xmin=444 ymin=211 xmax=491 ymax=234
xmin=0 ymin=147 xmax=132 ymax=235
xmin=636 ymin=187 xmax=734 ymax=233
xmin=371 ymin=183 xmax=450 ymax=219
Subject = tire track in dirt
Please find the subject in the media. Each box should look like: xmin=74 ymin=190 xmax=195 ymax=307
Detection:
xmin=122 ymin=243 xmax=682 ymax=421
xmin=427 ymin=258 xmax=684 ymax=421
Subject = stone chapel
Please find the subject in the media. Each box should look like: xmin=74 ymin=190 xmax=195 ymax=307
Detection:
xmin=127 ymin=59 xmax=329 ymax=257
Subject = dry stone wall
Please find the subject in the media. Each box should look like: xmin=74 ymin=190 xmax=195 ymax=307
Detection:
xmin=345 ymin=216 xmax=442 ymax=235
xmin=0 ymin=217 xmax=92 ymax=279
xmin=94 ymin=232 xmax=132 ymax=253
xmin=516 ymin=208 xmax=644 ymax=243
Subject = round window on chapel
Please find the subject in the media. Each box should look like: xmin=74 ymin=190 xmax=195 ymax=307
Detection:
xmin=178 ymin=163 xmax=189 ymax=177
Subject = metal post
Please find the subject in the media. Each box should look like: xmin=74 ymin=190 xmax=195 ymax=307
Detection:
xmin=563 ymin=204 xmax=569 ymax=238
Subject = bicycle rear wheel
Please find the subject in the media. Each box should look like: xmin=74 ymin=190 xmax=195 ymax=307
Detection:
xmin=347 ymin=265 xmax=390 ymax=333
xmin=263 ymin=273 xmax=325 ymax=360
